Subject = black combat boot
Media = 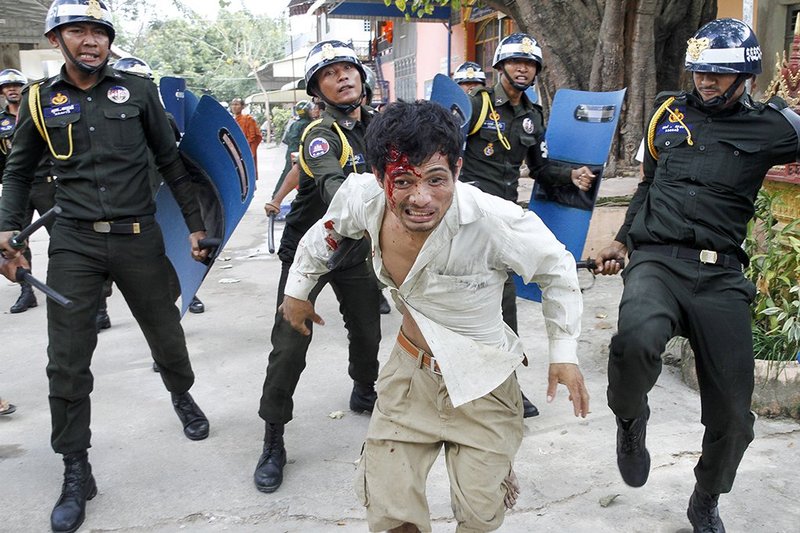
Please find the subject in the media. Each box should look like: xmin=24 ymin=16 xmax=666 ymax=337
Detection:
xmin=10 ymin=282 xmax=37 ymax=313
xmin=254 ymin=422 xmax=287 ymax=493
xmin=171 ymin=391 xmax=209 ymax=440
xmin=95 ymin=298 xmax=111 ymax=332
xmin=188 ymin=296 xmax=205 ymax=314
xmin=687 ymin=485 xmax=726 ymax=533
xmin=350 ymin=381 xmax=377 ymax=413
xmin=50 ymin=451 xmax=97 ymax=533
xmin=521 ymin=391 xmax=539 ymax=418
xmin=615 ymin=406 xmax=651 ymax=487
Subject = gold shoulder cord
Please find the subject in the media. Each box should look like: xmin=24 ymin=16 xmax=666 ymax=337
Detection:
xmin=298 ymin=118 xmax=353 ymax=177
xmin=647 ymin=96 xmax=694 ymax=160
xmin=0 ymin=138 xmax=8 ymax=156
xmin=28 ymin=82 xmax=73 ymax=160
xmin=467 ymin=91 xmax=511 ymax=150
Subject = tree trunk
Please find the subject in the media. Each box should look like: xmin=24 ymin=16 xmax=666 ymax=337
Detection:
xmin=482 ymin=0 xmax=717 ymax=167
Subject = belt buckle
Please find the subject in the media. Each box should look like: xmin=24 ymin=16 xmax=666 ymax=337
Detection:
xmin=132 ymin=222 xmax=141 ymax=234
xmin=699 ymin=250 xmax=718 ymax=264
xmin=93 ymin=221 xmax=111 ymax=233
xmin=428 ymin=354 xmax=442 ymax=375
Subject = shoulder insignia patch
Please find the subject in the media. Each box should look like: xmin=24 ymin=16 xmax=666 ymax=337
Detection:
xmin=308 ymin=137 xmax=330 ymax=158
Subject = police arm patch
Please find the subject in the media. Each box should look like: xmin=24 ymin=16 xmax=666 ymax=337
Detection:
xmin=308 ymin=137 xmax=330 ymax=158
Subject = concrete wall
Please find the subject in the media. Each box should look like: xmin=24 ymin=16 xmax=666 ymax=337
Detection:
xmin=755 ymin=1 xmax=800 ymax=97
xmin=415 ymin=23 xmax=449 ymax=99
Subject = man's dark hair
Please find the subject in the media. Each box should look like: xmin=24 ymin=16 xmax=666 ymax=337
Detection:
xmin=366 ymin=100 xmax=462 ymax=179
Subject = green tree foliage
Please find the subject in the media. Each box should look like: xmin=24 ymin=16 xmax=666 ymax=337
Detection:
xmin=112 ymin=1 xmax=286 ymax=102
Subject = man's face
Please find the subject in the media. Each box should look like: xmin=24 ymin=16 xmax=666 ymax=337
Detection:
xmin=230 ymin=101 xmax=243 ymax=115
xmin=315 ymin=61 xmax=362 ymax=105
xmin=48 ymin=22 xmax=110 ymax=69
xmin=1 ymin=83 xmax=24 ymax=105
xmin=501 ymin=58 xmax=538 ymax=88
xmin=377 ymin=150 xmax=460 ymax=235
xmin=458 ymin=82 xmax=483 ymax=94
xmin=692 ymin=72 xmax=745 ymax=104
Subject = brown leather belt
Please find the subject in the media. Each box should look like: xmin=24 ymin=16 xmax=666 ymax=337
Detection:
xmin=397 ymin=330 xmax=441 ymax=375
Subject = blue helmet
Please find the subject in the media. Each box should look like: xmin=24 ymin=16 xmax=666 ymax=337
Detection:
xmin=453 ymin=62 xmax=486 ymax=86
xmin=45 ymin=0 xmax=115 ymax=44
xmin=304 ymin=40 xmax=365 ymax=97
xmin=0 ymin=69 xmax=28 ymax=89
xmin=685 ymin=18 xmax=761 ymax=75
xmin=492 ymin=33 xmax=543 ymax=71
xmin=113 ymin=57 xmax=153 ymax=79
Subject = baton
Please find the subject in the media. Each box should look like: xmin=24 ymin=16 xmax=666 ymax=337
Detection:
xmin=15 ymin=267 xmax=73 ymax=308
xmin=198 ymin=237 xmax=222 ymax=250
xmin=9 ymin=205 xmax=62 ymax=250
xmin=268 ymin=214 xmax=275 ymax=254
xmin=575 ymin=258 xmax=625 ymax=271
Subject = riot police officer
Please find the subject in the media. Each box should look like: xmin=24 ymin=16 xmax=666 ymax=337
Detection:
xmin=254 ymin=40 xmax=382 ymax=494
xmin=272 ymin=99 xmax=316 ymax=197
xmin=453 ymin=60 xmax=486 ymax=93
xmin=0 ymin=68 xmax=57 ymax=313
xmin=461 ymin=33 xmax=595 ymax=419
xmin=0 ymin=2 xmax=210 ymax=531
xmin=595 ymin=19 xmax=799 ymax=532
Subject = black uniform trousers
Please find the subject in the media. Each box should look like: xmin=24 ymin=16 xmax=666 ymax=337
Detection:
xmin=607 ymin=251 xmax=756 ymax=495
xmin=21 ymin=179 xmax=57 ymax=267
xmin=259 ymin=259 xmax=381 ymax=424
xmin=45 ymin=218 xmax=195 ymax=454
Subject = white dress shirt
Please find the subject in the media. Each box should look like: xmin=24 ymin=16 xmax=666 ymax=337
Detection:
xmin=285 ymin=172 xmax=583 ymax=407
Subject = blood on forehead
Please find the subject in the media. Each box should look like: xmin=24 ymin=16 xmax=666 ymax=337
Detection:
xmin=383 ymin=146 xmax=422 ymax=207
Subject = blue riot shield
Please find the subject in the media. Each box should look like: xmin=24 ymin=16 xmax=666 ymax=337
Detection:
xmin=155 ymin=95 xmax=257 ymax=315
xmin=159 ymin=76 xmax=186 ymax=134
xmin=514 ymin=88 xmax=627 ymax=301
xmin=429 ymin=73 xmax=472 ymax=139
xmin=184 ymin=89 xmax=200 ymax=122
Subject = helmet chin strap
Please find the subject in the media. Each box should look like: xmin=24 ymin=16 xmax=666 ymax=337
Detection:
xmin=55 ymin=30 xmax=109 ymax=76
xmin=501 ymin=64 xmax=534 ymax=92
xmin=698 ymin=73 xmax=748 ymax=111
xmin=314 ymin=84 xmax=364 ymax=115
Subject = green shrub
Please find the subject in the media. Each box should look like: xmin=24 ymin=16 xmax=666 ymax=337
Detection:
xmin=744 ymin=187 xmax=800 ymax=362
xmin=271 ymin=107 xmax=292 ymax=144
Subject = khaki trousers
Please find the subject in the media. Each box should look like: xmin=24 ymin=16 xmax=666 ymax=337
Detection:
xmin=356 ymin=334 xmax=523 ymax=532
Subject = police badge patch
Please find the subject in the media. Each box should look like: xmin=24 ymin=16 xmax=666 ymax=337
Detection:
xmin=523 ymin=117 xmax=534 ymax=134
xmin=308 ymin=137 xmax=330 ymax=158
xmin=484 ymin=142 xmax=494 ymax=156
xmin=107 ymin=86 xmax=131 ymax=104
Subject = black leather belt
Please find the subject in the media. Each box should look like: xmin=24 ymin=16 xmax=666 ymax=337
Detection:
xmin=67 ymin=215 xmax=153 ymax=235
xmin=636 ymin=244 xmax=743 ymax=270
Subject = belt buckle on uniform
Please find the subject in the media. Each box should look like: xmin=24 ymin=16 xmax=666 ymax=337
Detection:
xmin=699 ymin=250 xmax=717 ymax=264
xmin=93 ymin=221 xmax=111 ymax=233
xmin=132 ymin=222 xmax=141 ymax=234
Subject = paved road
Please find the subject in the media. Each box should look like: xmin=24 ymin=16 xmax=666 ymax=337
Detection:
xmin=1 ymin=144 xmax=798 ymax=532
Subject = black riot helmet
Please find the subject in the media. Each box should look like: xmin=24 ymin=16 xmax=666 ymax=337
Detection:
xmin=304 ymin=40 xmax=365 ymax=114
xmin=44 ymin=0 xmax=116 ymax=75
xmin=685 ymin=18 xmax=762 ymax=109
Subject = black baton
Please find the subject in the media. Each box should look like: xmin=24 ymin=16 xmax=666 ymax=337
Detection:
xmin=9 ymin=205 xmax=62 ymax=249
xmin=575 ymin=258 xmax=625 ymax=271
xmin=198 ymin=237 xmax=222 ymax=250
xmin=15 ymin=267 xmax=73 ymax=308
xmin=268 ymin=214 xmax=275 ymax=254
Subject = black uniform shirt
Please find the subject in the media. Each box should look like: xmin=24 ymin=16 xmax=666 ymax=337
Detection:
xmin=0 ymin=65 xmax=202 ymax=232
xmin=460 ymin=82 xmax=571 ymax=202
xmin=0 ymin=105 xmax=17 ymax=177
xmin=618 ymin=91 xmax=799 ymax=263
xmin=279 ymin=104 xmax=371 ymax=264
